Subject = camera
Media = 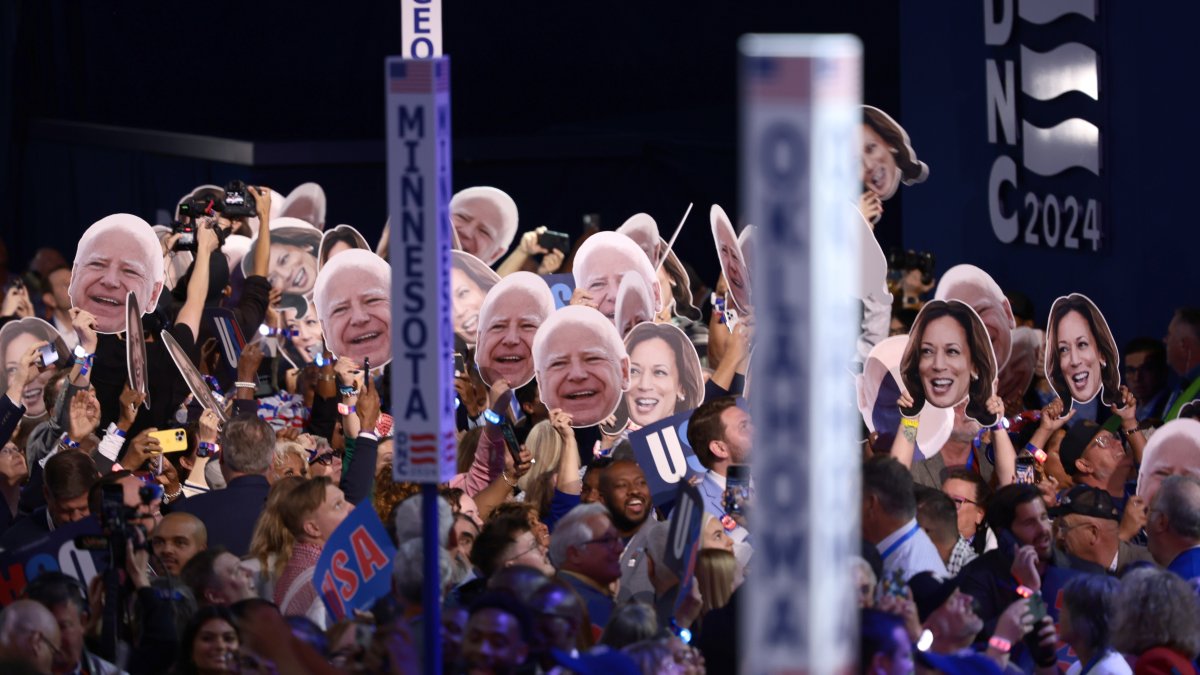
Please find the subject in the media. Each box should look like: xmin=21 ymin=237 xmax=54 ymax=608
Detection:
xmin=222 ymin=180 xmax=257 ymax=219
xmin=36 ymin=343 xmax=58 ymax=369
xmin=537 ymin=229 xmax=570 ymax=254
xmin=171 ymin=221 xmax=196 ymax=252
xmin=178 ymin=196 xmax=219 ymax=222
xmin=75 ymin=483 xmax=156 ymax=555
xmin=886 ymin=248 xmax=936 ymax=285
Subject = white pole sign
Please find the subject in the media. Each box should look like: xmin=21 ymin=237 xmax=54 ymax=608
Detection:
xmin=740 ymin=35 xmax=862 ymax=675
xmin=386 ymin=57 xmax=457 ymax=483
xmin=401 ymin=0 xmax=442 ymax=58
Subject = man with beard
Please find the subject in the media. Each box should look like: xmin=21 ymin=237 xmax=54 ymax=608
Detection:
xmin=957 ymin=484 xmax=1105 ymax=642
xmin=596 ymin=459 xmax=656 ymax=604
xmin=686 ymin=396 xmax=753 ymax=544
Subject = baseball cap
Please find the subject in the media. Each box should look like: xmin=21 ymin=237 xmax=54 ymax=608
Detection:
xmin=907 ymin=572 xmax=960 ymax=623
xmin=1050 ymin=484 xmax=1120 ymax=521
xmin=1058 ymin=420 xmax=1104 ymax=477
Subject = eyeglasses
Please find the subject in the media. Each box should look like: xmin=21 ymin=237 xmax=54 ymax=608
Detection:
xmin=502 ymin=540 xmax=545 ymax=564
xmin=579 ymin=533 xmax=623 ymax=549
xmin=308 ymin=449 xmax=344 ymax=466
xmin=949 ymin=496 xmax=977 ymax=510
xmin=1089 ymin=432 xmax=1117 ymax=449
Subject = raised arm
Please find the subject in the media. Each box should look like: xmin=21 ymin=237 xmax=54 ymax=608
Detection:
xmin=175 ymin=221 xmax=219 ymax=342
xmin=248 ymin=186 xmax=273 ymax=278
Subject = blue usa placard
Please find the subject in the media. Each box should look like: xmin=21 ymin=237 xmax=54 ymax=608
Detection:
xmin=628 ymin=410 xmax=705 ymax=507
xmin=314 ymin=502 xmax=397 ymax=622
xmin=0 ymin=517 xmax=105 ymax=606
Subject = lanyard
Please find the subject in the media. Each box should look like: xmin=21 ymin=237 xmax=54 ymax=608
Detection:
xmin=881 ymin=522 xmax=921 ymax=561
xmin=1079 ymin=650 xmax=1105 ymax=675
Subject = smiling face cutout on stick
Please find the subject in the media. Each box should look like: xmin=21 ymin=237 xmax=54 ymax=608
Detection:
xmin=449 ymin=186 xmax=518 ymax=266
xmin=710 ymin=205 xmax=752 ymax=313
xmin=1044 ymin=293 xmax=1120 ymax=409
xmin=69 ymin=214 xmax=166 ymax=334
xmin=861 ymin=106 xmax=929 ymax=201
xmin=573 ymin=232 xmax=662 ymax=326
xmin=610 ymin=321 xmax=704 ymax=432
xmin=0 ymin=318 xmax=68 ymax=418
xmin=534 ymin=305 xmax=631 ymax=428
xmin=451 ymin=251 xmax=502 ymax=348
xmin=900 ymin=300 xmax=999 ymax=426
xmin=313 ymin=249 xmax=392 ymax=368
xmin=474 ymin=272 xmax=556 ymax=389
xmin=244 ymin=217 xmax=323 ymax=319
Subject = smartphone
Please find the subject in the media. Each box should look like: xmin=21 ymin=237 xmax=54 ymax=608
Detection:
xmin=724 ymin=307 xmax=740 ymax=333
xmin=537 ymin=229 xmax=570 ymax=253
xmin=36 ymin=343 xmax=59 ymax=368
xmin=1015 ymin=456 xmax=1036 ymax=485
xmin=1026 ymin=592 xmax=1047 ymax=622
xmin=149 ymin=428 xmax=189 ymax=453
xmin=724 ymin=463 xmax=750 ymax=516
xmin=453 ymin=353 xmax=466 ymax=377
xmin=498 ymin=419 xmax=523 ymax=467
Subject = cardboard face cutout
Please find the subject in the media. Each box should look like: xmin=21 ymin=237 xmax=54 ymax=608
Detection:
xmin=533 ymin=305 xmax=630 ymax=428
xmin=899 ymin=300 xmax=1000 ymax=426
xmin=573 ymin=231 xmax=662 ymax=325
xmin=997 ymin=326 xmax=1040 ymax=409
xmin=1044 ymin=293 xmax=1120 ymax=409
xmin=606 ymin=322 xmax=704 ymax=434
xmin=318 ymin=225 xmax=369 ymax=269
xmin=857 ymin=335 xmax=954 ymax=457
xmin=475 ymin=272 xmax=556 ymax=389
xmin=615 ymin=212 xmax=700 ymax=321
xmin=162 ymin=329 xmax=227 ymax=424
xmin=69 ymin=214 xmax=166 ymax=334
xmin=861 ymin=106 xmax=929 ymax=201
xmin=126 ymin=292 xmax=150 ymax=410
xmin=934 ymin=264 xmax=1017 ymax=372
xmin=449 ymin=186 xmax=518 ymax=266
xmin=313 ymin=249 xmax=392 ymax=368
xmin=615 ymin=273 xmax=656 ymax=339
xmin=243 ymin=217 xmax=323 ymax=319
xmin=278 ymin=182 xmax=327 ymax=230
xmin=283 ymin=305 xmax=325 ymax=365
xmin=452 ymin=251 xmax=502 ymax=347
xmin=710 ymin=204 xmax=752 ymax=313
xmin=0 ymin=318 xmax=68 ymax=419
xmin=1136 ymin=418 xmax=1200 ymax=501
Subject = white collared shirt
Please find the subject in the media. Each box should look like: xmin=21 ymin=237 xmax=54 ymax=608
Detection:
xmin=876 ymin=517 xmax=947 ymax=581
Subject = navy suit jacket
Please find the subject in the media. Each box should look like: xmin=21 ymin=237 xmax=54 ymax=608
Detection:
xmin=0 ymin=394 xmax=24 ymax=451
xmin=1168 ymin=546 xmax=1200 ymax=582
xmin=173 ymin=474 xmax=269 ymax=557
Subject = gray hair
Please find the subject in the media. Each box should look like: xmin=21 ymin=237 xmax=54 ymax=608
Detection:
xmin=1111 ymin=567 xmax=1200 ymax=658
xmin=391 ymin=495 xmax=463 ymax=605
xmin=0 ymin=599 xmax=60 ymax=647
xmin=1155 ymin=475 xmax=1200 ymax=539
xmin=549 ymin=502 xmax=610 ymax=568
xmin=219 ymin=415 xmax=275 ymax=474
xmin=1061 ymin=574 xmax=1120 ymax=657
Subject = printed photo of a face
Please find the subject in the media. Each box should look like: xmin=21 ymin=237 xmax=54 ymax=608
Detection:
xmin=284 ymin=305 xmax=325 ymax=364
xmin=68 ymin=214 xmax=166 ymax=334
xmin=534 ymin=305 xmax=631 ymax=428
xmin=313 ymin=250 xmax=392 ymax=368
xmin=614 ymin=322 xmax=703 ymax=430
xmin=126 ymin=292 xmax=149 ymax=407
xmin=161 ymin=330 xmax=226 ymax=424
xmin=475 ymin=272 xmax=556 ymax=388
xmin=935 ymin=264 xmax=1017 ymax=372
xmin=861 ymin=106 xmax=929 ymax=201
xmin=857 ymin=336 xmax=953 ymax=456
xmin=0 ymin=318 xmax=68 ymax=418
xmin=573 ymin=231 xmax=662 ymax=325
xmin=318 ymin=225 xmax=369 ymax=269
xmin=710 ymin=204 xmax=752 ymax=313
xmin=1044 ymin=293 xmax=1120 ymax=408
xmin=452 ymin=251 xmax=502 ymax=348
xmin=614 ymin=213 xmax=700 ymax=322
xmin=1136 ymin=418 xmax=1200 ymax=501
xmin=900 ymin=300 xmax=999 ymax=426
xmin=615 ymin=273 xmax=655 ymax=339
xmin=242 ymin=217 xmax=323 ymax=318
xmin=449 ymin=186 xmax=518 ymax=266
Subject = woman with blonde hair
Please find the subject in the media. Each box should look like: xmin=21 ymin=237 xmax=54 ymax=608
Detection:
xmin=268 ymin=441 xmax=310 ymax=483
xmin=517 ymin=420 xmax=565 ymax=517
xmin=694 ymin=548 xmax=738 ymax=616
xmin=244 ymin=476 xmax=306 ymax=599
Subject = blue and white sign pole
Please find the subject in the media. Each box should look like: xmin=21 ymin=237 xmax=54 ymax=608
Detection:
xmin=740 ymin=35 xmax=862 ymax=675
xmin=385 ymin=54 xmax=456 ymax=673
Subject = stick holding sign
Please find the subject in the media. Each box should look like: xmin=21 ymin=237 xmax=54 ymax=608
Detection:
xmin=161 ymin=330 xmax=227 ymax=424
xmin=126 ymin=292 xmax=150 ymax=410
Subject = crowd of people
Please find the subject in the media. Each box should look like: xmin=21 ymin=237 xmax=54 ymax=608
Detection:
xmin=0 ymin=105 xmax=1195 ymax=675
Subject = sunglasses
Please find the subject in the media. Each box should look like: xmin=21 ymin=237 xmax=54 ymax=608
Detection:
xmin=308 ymin=448 xmax=344 ymax=466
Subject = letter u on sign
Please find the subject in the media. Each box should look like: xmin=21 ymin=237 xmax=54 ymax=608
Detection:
xmin=647 ymin=430 xmax=689 ymax=484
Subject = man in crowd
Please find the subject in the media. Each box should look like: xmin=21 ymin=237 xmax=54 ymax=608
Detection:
xmin=275 ymin=476 xmax=351 ymax=626
xmin=24 ymin=572 xmax=121 ymax=675
xmin=1124 ymin=337 xmax=1171 ymax=422
xmin=549 ymin=502 xmax=623 ymax=630
xmin=0 ymin=451 xmax=96 ymax=550
xmin=686 ymin=396 xmax=753 ymax=544
xmin=915 ymin=486 xmax=976 ymax=576
xmin=1051 ymin=485 xmax=1152 ymax=575
xmin=470 ymin=510 xmax=555 ymax=579
xmin=598 ymin=459 xmax=656 ymax=603
xmin=1145 ymin=475 xmax=1200 ymax=582
xmin=1163 ymin=307 xmax=1200 ymax=419
xmin=526 ymin=579 xmax=589 ymax=669
xmin=0 ymin=599 xmax=62 ymax=675
xmin=150 ymin=512 xmax=207 ymax=576
xmin=862 ymin=456 xmax=946 ymax=580
xmin=180 ymin=546 xmax=260 ymax=606
xmin=173 ymin=414 xmax=274 ymax=556
xmin=1057 ymin=420 xmax=1135 ymax=502
xmin=908 ymin=572 xmax=984 ymax=655
xmin=459 ymin=592 xmax=533 ymax=675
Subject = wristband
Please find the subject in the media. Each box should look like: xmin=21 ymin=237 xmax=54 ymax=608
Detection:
xmin=1024 ymin=442 xmax=1047 ymax=464
xmin=109 ymin=424 xmax=126 ymax=439
xmin=1016 ymin=585 xmax=1035 ymax=598
xmin=987 ymin=636 xmax=1012 ymax=653
xmin=900 ymin=417 xmax=919 ymax=429
xmin=197 ymin=442 xmax=219 ymax=458
xmin=483 ymin=409 xmax=502 ymax=425
xmin=234 ymin=381 xmax=257 ymax=390
xmin=338 ymin=385 xmax=358 ymax=397
xmin=338 ymin=403 xmax=356 ymax=416
xmin=59 ymin=433 xmax=80 ymax=450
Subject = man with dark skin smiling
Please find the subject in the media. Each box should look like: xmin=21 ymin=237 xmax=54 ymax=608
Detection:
xmin=459 ymin=592 xmax=533 ymax=675
xmin=597 ymin=459 xmax=657 ymax=604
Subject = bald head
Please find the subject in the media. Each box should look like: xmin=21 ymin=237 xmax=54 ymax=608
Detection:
xmin=152 ymin=512 xmax=208 ymax=575
xmin=0 ymin=599 xmax=61 ymax=673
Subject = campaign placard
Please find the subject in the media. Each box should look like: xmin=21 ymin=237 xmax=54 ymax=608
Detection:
xmin=314 ymin=502 xmax=397 ymax=622
xmin=628 ymin=410 xmax=705 ymax=507
xmin=385 ymin=56 xmax=457 ymax=483
xmin=0 ymin=517 xmax=105 ymax=606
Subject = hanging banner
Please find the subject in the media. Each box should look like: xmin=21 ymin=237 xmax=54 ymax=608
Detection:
xmin=740 ymin=34 xmax=861 ymax=674
xmin=386 ymin=56 xmax=458 ymax=483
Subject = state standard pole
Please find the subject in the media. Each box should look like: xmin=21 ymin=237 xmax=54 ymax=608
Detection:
xmin=739 ymin=35 xmax=862 ymax=675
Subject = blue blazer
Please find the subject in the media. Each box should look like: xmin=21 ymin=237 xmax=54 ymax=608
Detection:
xmin=173 ymin=474 xmax=270 ymax=557
xmin=696 ymin=471 xmax=748 ymax=543
xmin=1168 ymin=546 xmax=1200 ymax=582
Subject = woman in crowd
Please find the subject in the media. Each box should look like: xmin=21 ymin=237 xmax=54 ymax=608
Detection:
xmin=174 ymin=606 xmax=240 ymax=675
xmin=1060 ymin=574 xmax=1130 ymax=675
xmin=1111 ymin=567 xmax=1200 ymax=672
